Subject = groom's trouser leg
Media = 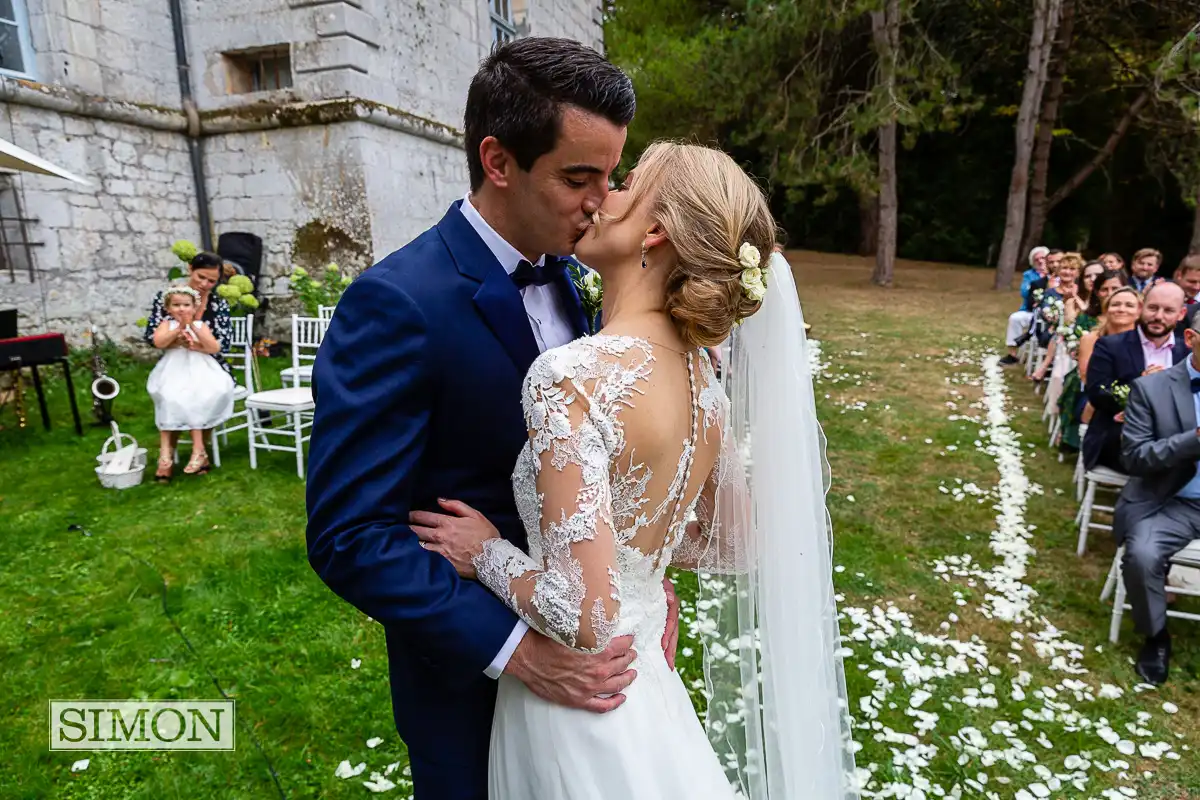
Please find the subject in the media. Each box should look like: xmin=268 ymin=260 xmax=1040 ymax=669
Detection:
xmin=1122 ymin=499 xmax=1200 ymax=635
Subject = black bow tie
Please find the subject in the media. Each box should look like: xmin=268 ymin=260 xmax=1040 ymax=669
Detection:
xmin=1191 ymin=378 xmax=1200 ymax=394
xmin=510 ymin=258 xmax=565 ymax=290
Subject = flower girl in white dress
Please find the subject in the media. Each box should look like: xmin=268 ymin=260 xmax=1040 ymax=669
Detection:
xmin=146 ymin=285 xmax=234 ymax=480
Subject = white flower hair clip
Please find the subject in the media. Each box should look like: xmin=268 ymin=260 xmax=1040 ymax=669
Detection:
xmin=738 ymin=242 xmax=767 ymax=303
xmin=163 ymin=285 xmax=201 ymax=303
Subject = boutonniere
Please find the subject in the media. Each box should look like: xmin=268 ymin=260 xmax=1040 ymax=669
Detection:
xmin=567 ymin=261 xmax=603 ymax=334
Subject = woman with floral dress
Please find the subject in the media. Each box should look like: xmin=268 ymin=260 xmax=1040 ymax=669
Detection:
xmin=142 ymin=251 xmax=232 ymax=479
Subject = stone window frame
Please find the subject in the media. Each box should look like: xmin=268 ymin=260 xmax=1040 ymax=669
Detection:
xmin=0 ymin=0 xmax=35 ymax=80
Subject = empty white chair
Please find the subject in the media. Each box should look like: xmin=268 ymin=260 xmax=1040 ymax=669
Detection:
xmin=1073 ymin=424 xmax=1088 ymax=501
xmin=1075 ymin=465 xmax=1128 ymax=556
xmin=279 ymin=315 xmax=326 ymax=388
xmin=318 ymin=304 xmax=336 ymax=322
xmin=244 ymin=384 xmax=314 ymax=479
xmin=1101 ymin=540 xmax=1200 ymax=643
xmin=210 ymin=315 xmax=256 ymax=467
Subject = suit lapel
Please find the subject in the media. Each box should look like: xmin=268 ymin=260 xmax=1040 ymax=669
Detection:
xmin=437 ymin=202 xmax=540 ymax=373
xmin=1126 ymin=330 xmax=1145 ymax=376
xmin=551 ymin=257 xmax=590 ymax=338
xmin=1169 ymin=360 xmax=1197 ymax=431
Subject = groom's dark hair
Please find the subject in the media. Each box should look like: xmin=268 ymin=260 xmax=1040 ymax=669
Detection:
xmin=465 ymin=37 xmax=635 ymax=191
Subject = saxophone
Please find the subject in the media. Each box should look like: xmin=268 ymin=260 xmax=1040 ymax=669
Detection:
xmin=89 ymin=325 xmax=119 ymax=425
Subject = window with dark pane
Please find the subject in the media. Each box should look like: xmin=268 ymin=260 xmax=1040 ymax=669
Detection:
xmin=0 ymin=0 xmax=27 ymax=76
xmin=0 ymin=175 xmax=40 ymax=282
xmin=223 ymin=47 xmax=293 ymax=95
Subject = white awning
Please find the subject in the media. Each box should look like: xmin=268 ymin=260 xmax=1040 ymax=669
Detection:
xmin=0 ymin=136 xmax=90 ymax=186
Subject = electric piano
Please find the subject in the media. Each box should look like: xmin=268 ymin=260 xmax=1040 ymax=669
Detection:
xmin=0 ymin=326 xmax=83 ymax=435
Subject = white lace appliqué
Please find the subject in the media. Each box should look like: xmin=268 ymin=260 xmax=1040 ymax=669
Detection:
xmin=473 ymin=335 xmax=734 ymax=654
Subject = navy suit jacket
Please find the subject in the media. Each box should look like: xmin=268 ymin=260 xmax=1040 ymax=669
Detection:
xmin=306 ymin=202 xmax=589 ymax=798
xmin=1083 ymin=328 xmax=1189 ymax=470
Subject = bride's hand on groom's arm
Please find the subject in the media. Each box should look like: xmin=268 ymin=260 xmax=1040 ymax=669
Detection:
xmin=409 ymin=499 xmax=499 ymax=580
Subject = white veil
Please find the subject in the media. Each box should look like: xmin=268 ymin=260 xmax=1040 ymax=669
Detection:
xmin=699 ymin=252 xmax=859 ymax=799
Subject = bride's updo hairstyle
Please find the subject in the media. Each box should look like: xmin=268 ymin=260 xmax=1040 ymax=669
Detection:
xmin=625 ymin=141 xmax=777 ymax=348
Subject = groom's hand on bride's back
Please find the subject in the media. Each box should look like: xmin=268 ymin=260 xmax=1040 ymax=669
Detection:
xmin=505 ymin=633 xmax=637 ymax=713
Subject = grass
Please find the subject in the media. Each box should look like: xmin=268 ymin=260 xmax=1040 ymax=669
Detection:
xmin=1 ymin=253 xmax=1196 ymax=799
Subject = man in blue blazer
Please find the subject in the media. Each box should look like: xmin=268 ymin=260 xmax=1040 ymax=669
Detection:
xmin=305 ymin=39 xmax=660 ymax=798
xmin=1084 ymin=283 xmax=1190 ymax=472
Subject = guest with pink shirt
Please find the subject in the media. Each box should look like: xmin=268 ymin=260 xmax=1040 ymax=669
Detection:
xmin=1083 ymin=283 xmax=1190 ymax=472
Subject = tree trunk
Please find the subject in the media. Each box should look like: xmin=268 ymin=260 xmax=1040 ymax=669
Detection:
xmin=1021 ymin=0 xmax=1074 ymax=259
xmin=1044 ymin=88 xmax=1152 ymax=212
xmin=994 ymin=0 xmax=1063 ymax=290
xmin=859 ymin=190 xmax=879 ymax=256
xmin=1191 ymin=190 xmax=1200 ymax=254
xmin=871 ymin=0 xmax=901 ymax=288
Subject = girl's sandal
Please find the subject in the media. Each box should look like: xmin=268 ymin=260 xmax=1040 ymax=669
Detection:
xmin=183 ymin=451 xmax=210 ymax=475
xmin=155 ymin=455 xmax=174 ymax=484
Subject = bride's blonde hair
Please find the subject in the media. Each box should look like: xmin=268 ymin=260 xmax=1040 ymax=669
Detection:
xmin=620 ymin=141 xmax=778 ymax=347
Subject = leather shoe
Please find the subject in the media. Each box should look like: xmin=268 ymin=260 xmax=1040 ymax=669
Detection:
xmin=1134 ymin=631 xmax=1171 ymax=685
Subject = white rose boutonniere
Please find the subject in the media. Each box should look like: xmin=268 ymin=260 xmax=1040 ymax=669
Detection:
xmin=567 ymin=261 xmax=603 ymax=334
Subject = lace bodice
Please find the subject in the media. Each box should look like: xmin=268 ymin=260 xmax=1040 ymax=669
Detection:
xmin=473 ymin=335 xmax=738 ymax=654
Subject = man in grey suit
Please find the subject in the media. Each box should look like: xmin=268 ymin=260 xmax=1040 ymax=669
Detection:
xmin=1116 ymin=312 xmax=1200 ymax=684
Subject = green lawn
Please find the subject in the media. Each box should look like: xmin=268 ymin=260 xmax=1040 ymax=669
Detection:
xmin=1 ymin=254 xmax=1196 ymax=798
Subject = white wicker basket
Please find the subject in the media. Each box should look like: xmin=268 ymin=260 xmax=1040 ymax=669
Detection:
xmin=95 ymin=422 xmax=147 ymax=490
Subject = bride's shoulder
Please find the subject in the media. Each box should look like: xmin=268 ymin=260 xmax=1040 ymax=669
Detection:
xmin=525 ymin=335 xmax=652 ymax=392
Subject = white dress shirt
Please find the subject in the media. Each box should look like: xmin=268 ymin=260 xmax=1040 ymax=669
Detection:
xmin=459 ymin=194 xmax=576 ymax=353
xmin=459 ymin=194 xmax=576 ymax=678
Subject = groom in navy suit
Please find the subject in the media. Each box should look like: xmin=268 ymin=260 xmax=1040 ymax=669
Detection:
xmin=306 ymin=39 xmax=677 ymax=799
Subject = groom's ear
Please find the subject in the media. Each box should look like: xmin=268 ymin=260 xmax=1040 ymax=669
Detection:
xmin=478 ymin=136 xmax=516 ymax=189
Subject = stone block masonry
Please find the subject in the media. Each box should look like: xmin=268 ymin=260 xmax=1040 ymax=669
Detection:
xmin=0 ymin=104 xmax=200 ymax=342
xmin=0 ymin=0 xmax=607 ymax=344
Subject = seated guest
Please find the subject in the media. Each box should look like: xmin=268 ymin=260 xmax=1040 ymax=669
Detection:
xmin=1178 ymin=255 xmax=1200 ymax=332
xmin=1099 ymin=252 xmax=1125 ymax=273
xmin=1129 ymin=247 xmax=1164 ymax=294
xmin=1084 ymin=284 xmax=1137 ymax=388
xmin=1030 ymin=252 xmax=1082 ymax=380
xmin=1176 ymin=255 xmax=1200 ymax=306
xmin=1114 ymin=316 xmax=1200 ymax=684
xmin=1001 ymin=245 xmax=1050 ymax=366
xmin=1084 ymin=283 xmax=1189 ymax=471
xmin=1058 ymin=269 xmax=1128 ymax=451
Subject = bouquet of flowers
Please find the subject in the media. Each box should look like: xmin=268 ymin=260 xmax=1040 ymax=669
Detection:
xmin=1040 ymin=296 xmax=1065 ymax=327
xmin=1105 ymin=381 xmax=1131 ymax=409
xmin=1059 ymin=317 xmax=1085 ymax=356
xmin=1030 ymin=287 xmax=1045 ymax=308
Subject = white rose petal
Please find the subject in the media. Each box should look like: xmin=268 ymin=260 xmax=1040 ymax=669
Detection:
xmin=367 ymin=737 xmax=383 ymax=748
xmin=70 ymin=759 xmax=90 ymax=772
xmin=1162 ymin=702 xmax=1178 ymax=714
xmin=363 ymin=771 xmax=397 ymax=793
xmin=335 ymin=760 xmax=367 ymax=779
xmin=350 ymin=658 xmax=361 ymax=670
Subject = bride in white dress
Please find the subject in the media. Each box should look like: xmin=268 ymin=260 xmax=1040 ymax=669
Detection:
xmin=414 ymin=142 xmax=858 ymax=799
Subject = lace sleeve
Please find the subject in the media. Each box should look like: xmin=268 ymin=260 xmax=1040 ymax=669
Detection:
xmin=472 ymin=375 xmax=620 ymax=653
